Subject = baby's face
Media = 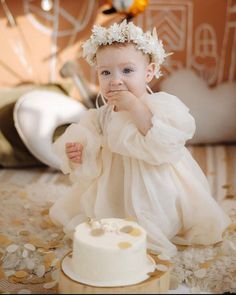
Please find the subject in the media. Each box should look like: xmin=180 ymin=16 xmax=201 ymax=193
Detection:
xmin=96 ymin=44 xmax=153 ymax=99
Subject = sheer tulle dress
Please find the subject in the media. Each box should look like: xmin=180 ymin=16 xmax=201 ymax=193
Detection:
xmin=49 ymin=91 xmax=231 ymax=256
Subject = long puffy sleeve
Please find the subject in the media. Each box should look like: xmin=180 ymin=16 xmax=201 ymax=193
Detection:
xmin=53 ymin=109 xmax=102 ymax=182
xmin=107 ymin=92 xmax=196 ymax=165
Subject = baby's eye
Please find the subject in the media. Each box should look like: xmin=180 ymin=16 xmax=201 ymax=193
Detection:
xmin=123 ymin=68 xmax=133 ymax=74
xmin=101 ymin=70 xmax=110 ymax=76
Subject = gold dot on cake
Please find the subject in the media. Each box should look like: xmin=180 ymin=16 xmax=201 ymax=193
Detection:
xmin=222 ymin=184 xmax=231 ymax=189
xmin=129 ymin=228 xmax=142 ymax=236
xmin=90 ymin=228 xmax=105 ymax=237
xmin=124 ymin=216 xmax=137 ymax=221
xmin=225 ymin=194 xmax=234 ymax=199
xmin=120 ymin=225 xmax=134 ymax=233
xmin=118 ymin=242 xmax=132 ymax=249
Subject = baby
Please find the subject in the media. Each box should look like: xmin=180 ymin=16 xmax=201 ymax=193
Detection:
xmin=50 ymin=20 xmax=230 ymax=257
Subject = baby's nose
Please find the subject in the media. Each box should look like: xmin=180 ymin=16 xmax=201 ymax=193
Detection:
xmin=110 ymin=79 xmax=123 ymax=86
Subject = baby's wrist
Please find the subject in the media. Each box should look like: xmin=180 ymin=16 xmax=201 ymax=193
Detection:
xmin=129 ymin=99 xmax=145 ymax=116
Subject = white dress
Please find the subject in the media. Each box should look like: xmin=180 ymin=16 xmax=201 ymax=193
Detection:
xmin=49 ymin=91 xmax=231 ymax=256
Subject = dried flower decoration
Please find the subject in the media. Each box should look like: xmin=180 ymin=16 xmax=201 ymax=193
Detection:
xmin=82 ymin=20 xmax=171 ymax=79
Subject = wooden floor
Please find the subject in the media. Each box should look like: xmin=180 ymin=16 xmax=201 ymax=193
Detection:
xmin=187 ymin=144 xmax=236 ymax=202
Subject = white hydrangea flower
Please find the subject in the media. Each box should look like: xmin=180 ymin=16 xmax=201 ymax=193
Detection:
xmin=92 ymin=25 xmax=108 ymax=45
xmin=82 ymin=19 xmax=171 ymax=79
xmin=107 ymin=23 xmax=124 ymax=44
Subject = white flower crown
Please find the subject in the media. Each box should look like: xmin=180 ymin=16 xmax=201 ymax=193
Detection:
xmin=82 ymin=20 xmax=171 ymax=79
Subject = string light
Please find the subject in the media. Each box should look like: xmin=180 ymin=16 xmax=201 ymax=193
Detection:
xmin=41 ymin=0 xmax=53 ymax=11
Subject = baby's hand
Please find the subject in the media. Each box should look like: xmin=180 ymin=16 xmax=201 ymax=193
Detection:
xmin=106 ymin=90 xmax=137 ymax=112
xmin=65 ymin=142 xmax=83 ymax=164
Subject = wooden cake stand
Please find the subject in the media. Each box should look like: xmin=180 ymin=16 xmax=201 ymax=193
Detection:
xmin=58 ymin=252 xmax=171 ymax=294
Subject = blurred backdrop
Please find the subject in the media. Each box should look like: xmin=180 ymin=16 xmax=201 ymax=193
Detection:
xmin=0 ymin=1 xmax=235 ymax=86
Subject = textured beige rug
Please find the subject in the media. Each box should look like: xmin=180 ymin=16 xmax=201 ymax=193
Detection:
xmin=0 ymin=144 xmax=236 ymax=294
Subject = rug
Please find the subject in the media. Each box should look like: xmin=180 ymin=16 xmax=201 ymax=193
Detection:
xmin=0 ymin=168 xmax=72 ymax=294
xmin=0 ymin=144 xmax=236 ymax=294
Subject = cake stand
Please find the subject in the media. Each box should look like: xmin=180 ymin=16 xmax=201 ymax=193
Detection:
xmin=58 ymin=252 xmax=171 ymax=294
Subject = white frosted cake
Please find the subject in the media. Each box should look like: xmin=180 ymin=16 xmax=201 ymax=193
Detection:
xmin=62 ymin=218 xmax=155 ymax=287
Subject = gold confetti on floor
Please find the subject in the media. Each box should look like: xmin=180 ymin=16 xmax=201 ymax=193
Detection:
xmin=0 ymin=186 xmax=72 ymax=294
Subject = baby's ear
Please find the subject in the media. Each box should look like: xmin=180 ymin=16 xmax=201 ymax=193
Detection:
xmin=146 ymin=63 xmax=156 ymax=83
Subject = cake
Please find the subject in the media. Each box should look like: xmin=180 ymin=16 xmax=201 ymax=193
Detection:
xmin=63 ymin=217 xmax=156 ymax=287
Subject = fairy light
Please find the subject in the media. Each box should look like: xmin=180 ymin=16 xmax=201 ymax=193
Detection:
xmin=41 ymin=0 xmax=53 ymax=11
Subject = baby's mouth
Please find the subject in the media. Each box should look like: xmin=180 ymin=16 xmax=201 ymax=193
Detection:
xmin=108 ymin=89 xmax=126 ymax=94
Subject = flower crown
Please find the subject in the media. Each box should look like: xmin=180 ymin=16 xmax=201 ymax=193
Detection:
xmin=82 ymin=20 xmax=170 ymax=79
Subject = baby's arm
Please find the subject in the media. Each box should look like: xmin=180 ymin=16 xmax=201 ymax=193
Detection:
xmin=65 ymin=142 xmax=83 ymax=164
xmin=129 ymin=99 xmax=153 ymax=135
xmin=107 ymin=92 xmax=196 ymax=165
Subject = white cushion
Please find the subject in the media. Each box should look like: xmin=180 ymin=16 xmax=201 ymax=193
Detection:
xmin=13 ymin=90 xmax=86 ymax=169
xmin=160 ymin=69 xmax=236 ymax=144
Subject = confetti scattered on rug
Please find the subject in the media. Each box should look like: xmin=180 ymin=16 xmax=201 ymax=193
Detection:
xmin=0 ymin=168 xmax=72 ymax=294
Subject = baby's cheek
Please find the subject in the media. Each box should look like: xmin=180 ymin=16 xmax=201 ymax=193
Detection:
xmin=99 ymin=79 xmax=108 ymax=93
